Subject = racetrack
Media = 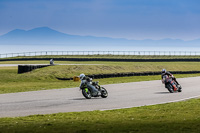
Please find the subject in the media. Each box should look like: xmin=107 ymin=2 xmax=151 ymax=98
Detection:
xmin=0 ymin=76 xmax=200 ymax=118
xmin=0 ymin=64 xmax=102 ymax=67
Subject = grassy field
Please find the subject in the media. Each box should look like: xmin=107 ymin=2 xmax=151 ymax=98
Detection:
xmin=0 ymin=98 xmax=199 ymax=133
xmin=0 ymin=59 xmax=200 ymax=132
xmin=1 ymin=61 xmax=200 ymax=94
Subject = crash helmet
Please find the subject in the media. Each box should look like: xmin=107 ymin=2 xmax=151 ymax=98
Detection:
xmin=79 ymin=73 xmax=85 ymax=80
xmin=162 ymin=69 xmax=166 ymax=73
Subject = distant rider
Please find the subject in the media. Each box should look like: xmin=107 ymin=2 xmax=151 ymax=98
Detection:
xmin=79 ymin=74 xmax=101 ymax=96
xmin=50 ymin=58 xmax=54 ymax=65
xmin=161 ymin=69 xmax=180 ymax=87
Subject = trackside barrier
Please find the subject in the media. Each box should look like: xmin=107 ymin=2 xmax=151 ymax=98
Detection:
xmin=18 ymin=65 xmax=50 ymax=74
xmin=2 ymin=58 xmax=200 ymax=62
xmin=56 ymin=71 xmax=200 ymax=80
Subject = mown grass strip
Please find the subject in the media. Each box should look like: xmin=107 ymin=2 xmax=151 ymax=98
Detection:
xmin=0 ymin=73 xmax=200 ymax=94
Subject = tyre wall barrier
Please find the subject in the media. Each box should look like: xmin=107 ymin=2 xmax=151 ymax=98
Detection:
xmin=18 ymin=65 xmax=51 ymax=74
xmin=1 ymin=58 xmax=200 ymax=62
xmin=56 ymin=71 xmax=200 ymax=80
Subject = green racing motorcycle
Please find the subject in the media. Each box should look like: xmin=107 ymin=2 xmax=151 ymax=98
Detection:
xmin=81 ymin=80 xmax=108 ymax=99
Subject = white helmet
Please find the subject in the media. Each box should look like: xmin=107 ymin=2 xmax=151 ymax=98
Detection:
xmin=79 ymin=73 xmax=85 ymax=80
xmin=162 ymin=69 xmax=166 ymax=73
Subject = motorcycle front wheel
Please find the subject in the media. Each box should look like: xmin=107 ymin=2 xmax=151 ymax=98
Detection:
xmin=100 ymin=87 xmax=108 ymax=98
xmin=178 ymin=85 xmax=182 ymax=92
xmin=82 ymin=88 xmax=92 ymax=99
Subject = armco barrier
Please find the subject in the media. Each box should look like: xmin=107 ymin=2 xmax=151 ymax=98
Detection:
xmin=18 ymin=65 xmax=51 ymax=74
xmin=56 ymin=71 xmax=200 ymax=80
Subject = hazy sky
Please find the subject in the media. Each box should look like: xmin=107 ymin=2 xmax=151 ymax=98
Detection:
xmin=0 ymin=0 xmax=200 ymax=40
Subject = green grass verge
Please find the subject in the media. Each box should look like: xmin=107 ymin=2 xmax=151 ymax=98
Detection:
xmin=0 ymin=69 xmax=200 ymax=94
xmin=0 ymin=98 xmax=199 ymax=133
xmin=1 ymin=61 xmax=200 ymax=94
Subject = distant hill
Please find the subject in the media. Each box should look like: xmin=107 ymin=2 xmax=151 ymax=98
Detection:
xmin=0 ymin=27 xmax=199 ymax=47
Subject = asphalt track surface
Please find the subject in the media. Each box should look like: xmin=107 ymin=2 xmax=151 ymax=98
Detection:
xmin=0 ymin=76 xmax=200 ymax=118
xmin=0 ymin=64 xmax=102 ymax=67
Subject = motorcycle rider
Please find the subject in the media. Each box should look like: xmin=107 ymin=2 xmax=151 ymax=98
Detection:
xmin=50 ymin=58 xmax=54 ymax=65
xmin=161 ymin=69 xmax=180 ymax=87
xmin=79 ymin=73 xmax=101 ymax=96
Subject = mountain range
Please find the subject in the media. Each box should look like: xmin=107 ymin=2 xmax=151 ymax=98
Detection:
xmin=0 ymin=27 xmax=200 ymax=47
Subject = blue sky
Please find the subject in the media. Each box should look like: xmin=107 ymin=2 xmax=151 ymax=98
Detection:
xmin=0 ymin=0 xmax=200 ymax=40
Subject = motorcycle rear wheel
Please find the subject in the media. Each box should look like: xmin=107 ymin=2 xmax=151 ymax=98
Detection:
xmin=100 ymin=87 xmax=108 ymax=98
xmin=166 ymin=84 xmax=174 ymax=93
xmin=82 ymin=88 xmax=92 ymax=99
